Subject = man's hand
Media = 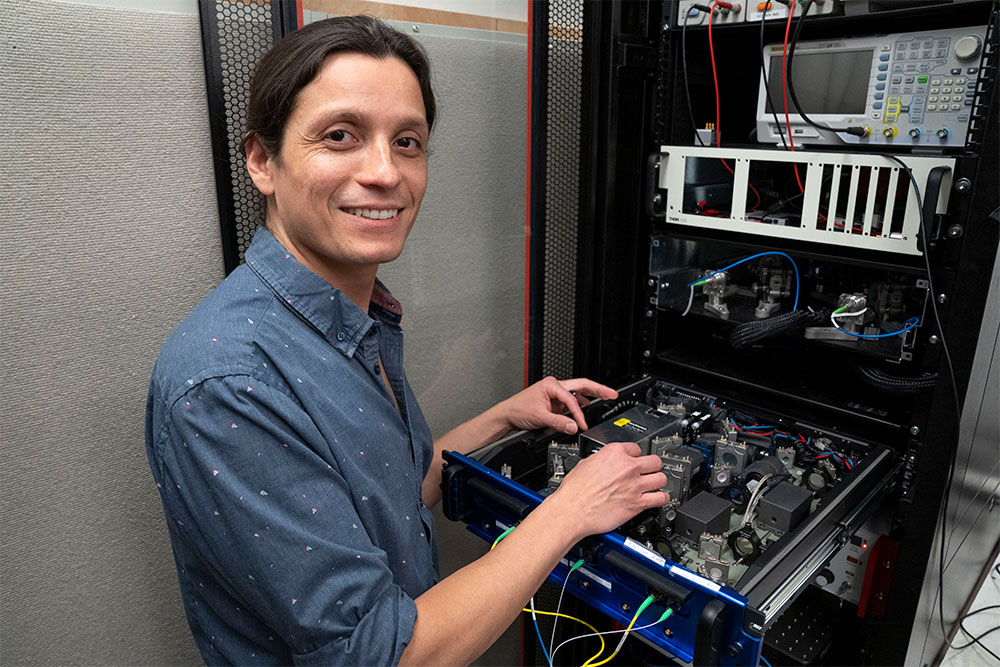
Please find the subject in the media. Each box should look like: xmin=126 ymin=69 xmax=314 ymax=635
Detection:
xmin=547 ymin=442 xmax=668 ymax=538
xmin=497 ymin=376 xmax=618 ymax=435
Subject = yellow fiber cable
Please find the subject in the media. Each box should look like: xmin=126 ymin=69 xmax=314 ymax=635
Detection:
xmin=521 ymin=608 xmax=606 ymax=662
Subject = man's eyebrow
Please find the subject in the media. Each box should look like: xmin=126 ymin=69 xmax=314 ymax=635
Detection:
xmin=311 ymin=108 xmax=429 ymax=133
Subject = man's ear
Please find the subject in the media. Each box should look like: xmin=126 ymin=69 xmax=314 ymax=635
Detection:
xmin=245 ymin=134 xmax=276 ymax=197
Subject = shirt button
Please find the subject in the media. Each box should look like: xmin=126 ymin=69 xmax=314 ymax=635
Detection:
xmin=336 ymin=331 xmax=346 ymax=341
xmin=374 ymin=364 xmax=381 ymax=375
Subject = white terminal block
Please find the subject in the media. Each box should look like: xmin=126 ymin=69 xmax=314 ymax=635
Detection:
xmin=678 ymin=1 xmax=746 ymax=27
xmin=746 ymin=0 xmax=840 ymax=22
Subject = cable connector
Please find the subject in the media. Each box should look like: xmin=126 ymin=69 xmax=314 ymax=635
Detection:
xmin=691 ymin=3 xmax=713 ymax=12
xmin=844 ymin=126 xmax=869 ymax=137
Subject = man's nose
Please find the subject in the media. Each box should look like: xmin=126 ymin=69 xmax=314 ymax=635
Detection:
xmin=358 ymin=140 xmax=402 ymax=189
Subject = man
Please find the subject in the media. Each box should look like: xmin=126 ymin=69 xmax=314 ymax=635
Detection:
xmin=146 ymin=16 xmax=667 ymax=665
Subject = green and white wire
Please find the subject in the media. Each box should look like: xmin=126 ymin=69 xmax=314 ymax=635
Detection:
xmin=548 ymin=559 xmax=584 ymax=659
xmin=830 ymin=307 xmax=868 ymax=329
xmin=550 ymin=612 xmax=673 ymax=666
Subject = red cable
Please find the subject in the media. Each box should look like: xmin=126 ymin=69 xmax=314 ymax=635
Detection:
xmin=707 ymin=2 xmax=762 ymax=211
xmin=781 ymin=5 xmax=805 ymax=192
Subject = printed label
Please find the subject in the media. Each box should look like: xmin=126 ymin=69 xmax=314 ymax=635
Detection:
xmin=614 ymin=418 xmax=631 ymax=427
xmin=670 ymin=563 xmax=722 ymax=592
xmin=624 ymin=538 xmax=667 ymax=568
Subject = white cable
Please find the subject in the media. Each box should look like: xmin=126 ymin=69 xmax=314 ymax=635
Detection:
xmin=741 ymin=473 xmax=773 ymax=528
xmin=681 ymin=284 xmax=695 ymax=317
xmin=549 ymin=619 xmax=667 ymax=666
xmin=830 ymin=307 xmax=868 ymax=331
xmin=547 ymin=571 xmax=572 ymax=660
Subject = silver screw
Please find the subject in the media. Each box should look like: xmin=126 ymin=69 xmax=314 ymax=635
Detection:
xmin=645 ymin=309 xmax=653 ymax=317
xmin=412 ymin=25 xmax=420 ymax=32
xmin=947 ymin=224 xmax=964 ymax=238
xmin=643 ymin=350 xmax=652 ymax=358
xmin=955 ymin=177 xmax=972 ymax=192
xmin=910 ymin=426 xmax=920 ymax=436
xmin=937 ymin=293 xmax=948 ymax=304
xmin=928 ymin=335 xmax=939 ymax=344
xmin=648 ymin=279 xmax=656 ymax=287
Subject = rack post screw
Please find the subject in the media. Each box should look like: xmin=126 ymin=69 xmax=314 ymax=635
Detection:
xmin=929 ymin=335 xmax=939 ymax=345
xmin=643 ymin=350 xmax=652 ymax=358
xmin=947 ymin=224 xmax=964 ymax=238
xmin=910 ymin=426 xmax=920 ymax=436
xmin=937 ymin=293 xmax=948 ymax=304
xmin=646 ymin=310 xmax=653 ymax=318
xmin=648 ymin=278 xmax=656 ymax=287
xmin=955 ymin=177 xmax=971 ymax=192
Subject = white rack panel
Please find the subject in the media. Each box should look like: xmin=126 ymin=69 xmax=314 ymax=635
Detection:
xmin=657 ymin=145 xmax=955 ymax=256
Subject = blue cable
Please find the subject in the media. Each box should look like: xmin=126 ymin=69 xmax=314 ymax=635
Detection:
xmin=687 ymin=251 xmax=801 ymax=311
xmin=531 ymin=603 xmax=551 ymax=666
xmin=760 ymin=656 xmax=773 ymax=667
xmin=833 ymin=316 xmax=920 ymax=339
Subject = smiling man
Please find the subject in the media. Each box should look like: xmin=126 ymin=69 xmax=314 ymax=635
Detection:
xmin=146 ymin=16 xmax=667 ymax=666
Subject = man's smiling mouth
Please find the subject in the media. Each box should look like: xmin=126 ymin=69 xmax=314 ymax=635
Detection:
xmin=343 ymin=208 xmax=400 ymax=220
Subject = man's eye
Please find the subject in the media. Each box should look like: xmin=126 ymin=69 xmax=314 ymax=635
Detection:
xmin=327 ymin=130 xmax=350 ymax=142
xmin=397 ymin=137 xmax=421 ymax=150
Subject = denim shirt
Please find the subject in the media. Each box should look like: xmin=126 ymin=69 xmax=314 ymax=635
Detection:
xmin=145 ymin=228 xmax=438 ymax=665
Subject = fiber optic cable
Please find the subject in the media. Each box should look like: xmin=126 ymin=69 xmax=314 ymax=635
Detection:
xmin=687 ymin=251 xmax=800 ymax=311
xmin=548 ymin=559 xmax=585 ymax=660
xmin=583 ymin=595 xmax=658 ymax=667
xmin=551 ymin=603 xmax=672 ymax=667
xmin=521 ymin=609 xmax=605 ymax=663
xmin=830 ymin=306 xmax=920 ymax=339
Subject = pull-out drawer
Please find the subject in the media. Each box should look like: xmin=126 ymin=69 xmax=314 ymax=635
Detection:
xmin=442 ymin=376 xmax=897 ymax=666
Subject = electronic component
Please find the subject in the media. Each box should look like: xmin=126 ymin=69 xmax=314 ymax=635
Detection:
xmin=714 ymin=438 xmax=751 ymax=476
xmin=728 ymin=524 xmax=764 ymax=563
xmin=758 ymin=481 xmax=813 ymax=533
xmin=661 ymin=446 xmax=707 ymax=501
xmin=681 ymin=407 xmax=715 ymax=438
xmin=698 ymin=533 xmax=726 ymax=560
xmin=803 ymin=459 xmax=838 ymax=492
xmin=756 ymin=26 xmax=988 ymax=148
xmin=699 ymin=557 xmax=732 ymax=585
xmin=701 ymin=270 xmax=735 ymax=319
xmin=579 ymin=404 xmax=679 ymax=455
xmin=676 ymin=491 xmax=732 ymax=543
xmin=744 ymin=456 xmax=786 ymax=483
xmin=775 ymin=446 xmax=796 ymax=470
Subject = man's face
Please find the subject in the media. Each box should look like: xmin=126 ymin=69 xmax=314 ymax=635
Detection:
xmin=248 ymin=53 xmax=429 ymax=284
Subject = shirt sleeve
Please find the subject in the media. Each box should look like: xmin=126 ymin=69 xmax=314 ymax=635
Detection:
xmin=152 ymin=374 xmax=417 ymax=665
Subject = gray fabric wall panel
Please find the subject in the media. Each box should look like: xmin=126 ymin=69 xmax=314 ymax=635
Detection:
xmin=1 ymin=1 xmax=219 ymax=664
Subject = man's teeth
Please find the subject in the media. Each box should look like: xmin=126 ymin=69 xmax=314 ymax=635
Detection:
xmin=345 ymin=208 xmax=399 ymax=220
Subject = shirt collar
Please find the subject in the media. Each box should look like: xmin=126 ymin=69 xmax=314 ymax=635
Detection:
xmin=244 ymin=227 xmax=403 ymax=358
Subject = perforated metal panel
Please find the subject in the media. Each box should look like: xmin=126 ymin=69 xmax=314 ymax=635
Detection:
xmin=199 ymin=0 xmax=296 ymax=271
xmin=542 ymin=0 xmax=584 ymax=380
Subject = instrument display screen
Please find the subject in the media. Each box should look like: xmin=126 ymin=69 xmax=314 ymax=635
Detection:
xmin=765 ymin=49 xmax=873 ymax=115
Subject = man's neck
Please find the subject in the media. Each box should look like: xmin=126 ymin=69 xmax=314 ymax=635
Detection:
xmin=267 ymin=227 xmax=378 ymax=313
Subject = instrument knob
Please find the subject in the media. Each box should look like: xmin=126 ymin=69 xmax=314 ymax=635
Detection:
xmin=954 ymin=35 xmax=982 ymax=62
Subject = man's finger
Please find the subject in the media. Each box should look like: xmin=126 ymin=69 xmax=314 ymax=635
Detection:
xmin=610 ymin=441 xmax=642 ymax=457
xmin=550 ymin=383 xmax=588 ymax=432
xmin=636 ymin=453 xmax=664 ymax=474
xmin=560 ymin=378 xmax=618 ymax=401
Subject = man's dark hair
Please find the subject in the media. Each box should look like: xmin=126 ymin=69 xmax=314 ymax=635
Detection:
xmin=242 ymin=15 xmax=436 ymax=158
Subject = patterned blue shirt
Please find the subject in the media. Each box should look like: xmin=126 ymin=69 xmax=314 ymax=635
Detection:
xmin=145 ymin=227 xmax=438 ymax=665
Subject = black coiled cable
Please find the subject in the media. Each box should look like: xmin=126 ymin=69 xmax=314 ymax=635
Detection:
xmin=854 ymin=363 xmax=938 ymax=394
xmin=729 ymin=309 xmax=825 ymax=348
